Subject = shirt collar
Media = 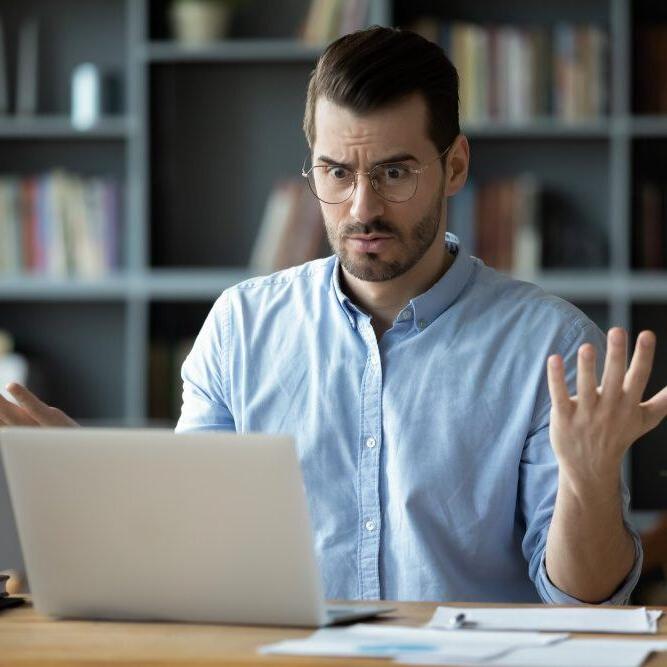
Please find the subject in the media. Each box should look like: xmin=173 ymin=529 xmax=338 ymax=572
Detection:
xmin=330 ymin=232 xmax=475 ymax=332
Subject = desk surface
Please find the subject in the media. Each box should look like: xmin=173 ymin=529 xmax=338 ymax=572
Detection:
xmin=3 ymin=599 xmax=667 ymax=666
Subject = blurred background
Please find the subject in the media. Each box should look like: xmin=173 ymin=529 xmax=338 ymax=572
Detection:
xmin=0 ymin=0 xmax=666 ymax=602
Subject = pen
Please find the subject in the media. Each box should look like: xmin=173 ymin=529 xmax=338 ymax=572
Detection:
xmin=447 ymin=612 xmax=476 ymax=629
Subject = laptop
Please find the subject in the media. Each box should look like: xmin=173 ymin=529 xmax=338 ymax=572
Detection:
xmin=0 ymin=427 xmax=393 ymax=627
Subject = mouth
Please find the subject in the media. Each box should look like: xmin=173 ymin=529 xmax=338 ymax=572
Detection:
xmin=346 ymin=234 xmax=394 ymax=253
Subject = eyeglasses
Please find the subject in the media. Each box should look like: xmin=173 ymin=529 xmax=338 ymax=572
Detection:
xmin=302 ymin=147 xmax=450 ymax=205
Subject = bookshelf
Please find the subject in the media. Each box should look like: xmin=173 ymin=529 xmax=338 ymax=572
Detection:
xmin=0 ymin=0 xmax=666 ymax=572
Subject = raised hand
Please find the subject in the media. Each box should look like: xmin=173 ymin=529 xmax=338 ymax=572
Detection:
xmin=547 ymin=327 xmax=667 ymax=484
xmin=0 ymin=383 xmax=78 ymax=427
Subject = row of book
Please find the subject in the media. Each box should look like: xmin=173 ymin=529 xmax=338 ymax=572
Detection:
xmin=448 ymin=176 xmax=609 ymax=273
xmin=300 ymin=0 xmax=370 ymax=45
xmin=410 ymin=19 xmax=608 ymax=122
xmin=634 ymin=182 xmax=667 ymax=270
xmin=449 ymin=175 xmax=541 ymax=274
xmin=635 ymin=26 xmax=667 ymax=114
xmin=0 ymin=171 xmax=121 ymax=278
xmin=249 ymin=180 xmax=327 ymax=275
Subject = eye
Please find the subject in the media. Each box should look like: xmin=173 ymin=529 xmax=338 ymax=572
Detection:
xmin=382 ymin=163 xmax=410 ymax=180
xmin=327 ymin=166 xmax=351 ymax=180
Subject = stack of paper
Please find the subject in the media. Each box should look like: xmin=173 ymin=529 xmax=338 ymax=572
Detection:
xmin=401 ymin=638 xmax=667 ymax=667
xmin=260 ymin=624 xmax=568 ymax=662
xmin=428 ymin=606 xmax=663 ymax=634
xmin=260 ymin=606 xmax=667 ymax=667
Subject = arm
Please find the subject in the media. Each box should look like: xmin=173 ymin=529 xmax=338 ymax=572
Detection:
xmin=545 ymin=327 xmax=667 ymax=602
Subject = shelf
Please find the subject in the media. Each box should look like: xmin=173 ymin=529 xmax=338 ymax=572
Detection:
xmin=0 ymin=270 xmax=251 ymax=300
xmin=629 ymin=116 xmax=667 ymax=137
xmin=2 ymin=270 xmax=667 ymax=301
xmin=463 ymin=118 xmax=612 ymax=139
xmin=141 ymin=39 xmax=322 ymax=63
xmin=144 ymin=269 xmax=252 ymax=299
xmin=0 ymin=274 xmax=131 ymax=300
xmin=0 ymin=116 xmax=134 ymax=140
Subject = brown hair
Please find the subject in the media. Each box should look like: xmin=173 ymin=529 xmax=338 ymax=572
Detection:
xmin=303 ymin=26 xmax=460 ymax=154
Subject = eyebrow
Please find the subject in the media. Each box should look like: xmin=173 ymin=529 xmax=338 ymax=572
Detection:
xmin=316 ymin=153 xmax=419 ymax=169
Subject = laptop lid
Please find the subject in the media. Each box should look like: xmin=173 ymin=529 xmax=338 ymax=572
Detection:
xmin=0 ymin=427 xmax=330 ymax=626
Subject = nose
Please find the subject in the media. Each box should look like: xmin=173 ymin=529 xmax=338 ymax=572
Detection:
xmin=349 ymin=173 xmax=385 ymax=224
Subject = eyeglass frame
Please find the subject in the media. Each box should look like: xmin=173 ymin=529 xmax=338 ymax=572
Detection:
xmin=301 ymin=145 xmax=452 ymax=205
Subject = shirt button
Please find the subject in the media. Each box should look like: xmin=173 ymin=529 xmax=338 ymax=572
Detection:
xmin=418 ymin=318 xmax=427 ymax=330
xmin=365 ymin=436 xmax=376 ymax=449
xmin=365 ymin=520 xmax=376 ymax=532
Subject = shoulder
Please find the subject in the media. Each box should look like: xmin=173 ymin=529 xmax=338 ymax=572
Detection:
xmin=469 ymin=259 xmax=603 ymax=346
xmin=232 ymin=256 xmax=333 ymax=293
xmin=213 ymin=256 xmax=335 ymax=321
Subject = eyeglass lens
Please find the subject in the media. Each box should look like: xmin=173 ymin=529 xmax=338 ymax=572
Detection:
xmin=307 ymin=163 xmax=419 ymax=204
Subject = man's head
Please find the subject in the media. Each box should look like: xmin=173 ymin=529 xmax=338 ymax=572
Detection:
xmin=303 ymin=26 xmax=469 ymax=283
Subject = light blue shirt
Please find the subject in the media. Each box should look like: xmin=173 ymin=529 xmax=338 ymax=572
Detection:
xmin=176 ymin=235 xmax=642 ymax=603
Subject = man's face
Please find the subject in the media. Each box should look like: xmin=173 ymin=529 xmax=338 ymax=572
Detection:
xmin=312 ymin=93 xmax=446 ymax=282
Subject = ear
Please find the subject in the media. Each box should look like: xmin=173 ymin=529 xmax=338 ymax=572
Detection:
xmin=444 ymin=135 xmax=470 ymax=197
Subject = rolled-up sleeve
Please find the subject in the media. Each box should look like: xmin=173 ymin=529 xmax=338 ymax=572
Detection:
xmin=175 ymin=291 xmax=236 ymax=433
xmin=535 ymin=495 xmax=643 ymax=604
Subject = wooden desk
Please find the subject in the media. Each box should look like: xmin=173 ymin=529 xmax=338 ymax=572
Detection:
xmin=2 ymin=599 xmax=667 ymax=666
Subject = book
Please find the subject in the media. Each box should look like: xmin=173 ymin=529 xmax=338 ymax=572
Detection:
xmin=0 ymin=172 xmax=121 ymax=277
xmin=0 ymin=16 xmax=8 ymax=114
xmin=436 ymin=20 xmax=607 ymax=123
xmin=635 ymin=26 xmax=667 ymax=113
xmin=249 ymin=180 xmax=324 ymax=275
xmin=16 ymin=19 xmax=39 ymax=116
xmin=450 ymin=176 xmax=543 ymax=274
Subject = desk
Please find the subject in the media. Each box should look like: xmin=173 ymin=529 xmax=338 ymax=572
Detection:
xmin=2 ymin=599 xmax=667 ymax=666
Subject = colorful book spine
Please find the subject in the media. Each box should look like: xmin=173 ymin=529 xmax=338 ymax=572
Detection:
xmin=417 ymin=19 xmax=608 ymax=123
xmin=0 ymin=171 xmax=121 ymax=278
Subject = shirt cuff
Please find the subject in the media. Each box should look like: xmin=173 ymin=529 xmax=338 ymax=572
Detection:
xmin=534 ymin=528 xmax=643 ymax=605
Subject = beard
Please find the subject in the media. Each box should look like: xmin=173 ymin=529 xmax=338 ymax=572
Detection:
xmin=325 ymin=186 xmax=445 ymax=282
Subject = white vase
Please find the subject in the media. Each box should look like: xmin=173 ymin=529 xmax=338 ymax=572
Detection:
xmin=169 ymin=1 xmax=232 ymax=45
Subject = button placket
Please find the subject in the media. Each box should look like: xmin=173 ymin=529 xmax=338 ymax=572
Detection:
xmin=357 ymin=321 xmax=383 ymax=600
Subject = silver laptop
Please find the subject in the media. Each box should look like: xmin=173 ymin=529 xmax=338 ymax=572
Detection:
xmin=0 ymin=427 xmax=393 ymax=627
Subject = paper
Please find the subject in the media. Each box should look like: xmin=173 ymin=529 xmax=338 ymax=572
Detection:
xmin=429 ymin=606 xmax=663 ymax=634
xmin=400 ymin=638 xmax=667 ymax=667
xmin=259 ymin=623 xmax=568 ymax=661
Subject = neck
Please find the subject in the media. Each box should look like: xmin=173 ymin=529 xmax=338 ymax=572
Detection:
xmin=340 ymin=238 xmax=454 ymax=337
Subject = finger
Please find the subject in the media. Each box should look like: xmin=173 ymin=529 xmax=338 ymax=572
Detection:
xmin=547 ymin=355 xmax=574 ymax=416
xmin=7 ymin=383 xmax=76 ymax=427
xmin=0 ymin=393 xmax=38 ymax=426
xmin=6 ymin=383 xmax=52 ymax=421
xmin=600 ymin=328 xmax=627 ymax=404
xmin=624 ymin=330 xmax=656 ymax=403
xmin=576 ymin=343 xmax=598 ymax=412
xmin=640 ymin=385 xmax=667 ymax=433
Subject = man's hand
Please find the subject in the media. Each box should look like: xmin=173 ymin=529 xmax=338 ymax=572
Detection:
xmin=547 ymin=327 xmax=667 ymax=486
xmin=0 ymin=383 xmax=78 ymax=427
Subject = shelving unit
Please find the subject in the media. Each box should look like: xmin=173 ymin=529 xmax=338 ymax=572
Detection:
xmin=1 ymin=0 xmax=667 ymax=575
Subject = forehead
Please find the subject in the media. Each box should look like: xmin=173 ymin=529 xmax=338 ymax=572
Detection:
xmin=313 ymin=92 xmax=432 ymax=157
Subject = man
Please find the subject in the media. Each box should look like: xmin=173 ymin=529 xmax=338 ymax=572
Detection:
xmin=2 ymin=27 xmax=666 ymax=604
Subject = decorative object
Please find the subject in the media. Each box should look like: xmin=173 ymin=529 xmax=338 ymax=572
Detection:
xmin=71 ymin=63 xmax=101 ymax=130
xmin=168 ymin=0 xmax=239 ymax=45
